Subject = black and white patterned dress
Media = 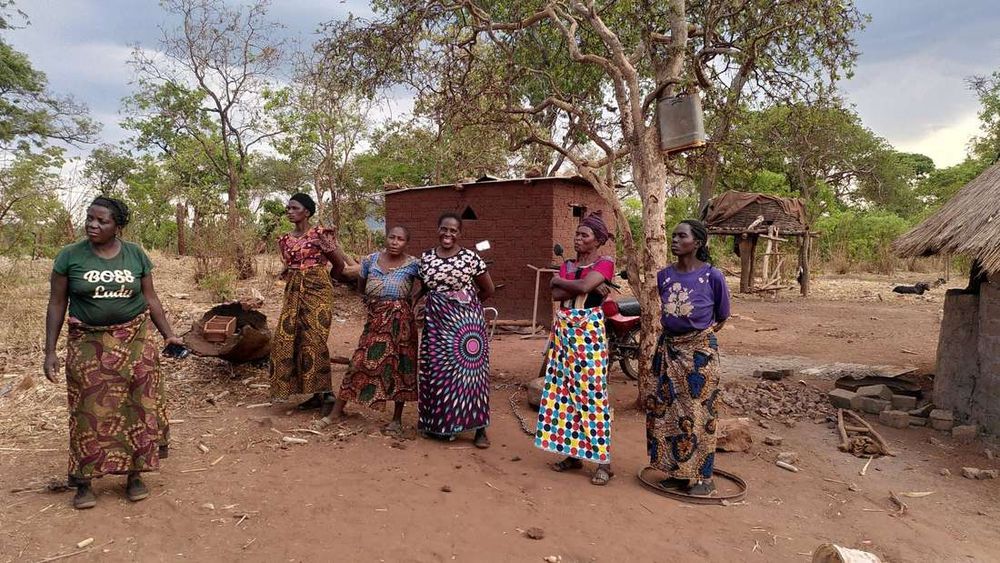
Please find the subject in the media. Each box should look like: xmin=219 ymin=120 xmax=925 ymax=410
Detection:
xmin=417 ymin=248 xmax=491 ymax=435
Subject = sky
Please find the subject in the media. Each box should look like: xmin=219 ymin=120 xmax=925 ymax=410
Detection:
xmin=6 ymin=0 xmax=1000 ymax=170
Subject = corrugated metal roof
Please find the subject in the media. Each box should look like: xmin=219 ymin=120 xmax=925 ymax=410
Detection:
xmin=381 ymin=175 xmax=591 ymax=197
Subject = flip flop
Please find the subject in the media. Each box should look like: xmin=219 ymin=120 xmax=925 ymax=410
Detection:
xmin=591 ymin=466 xmax=614 ymax=486
xmin=551 ymin=458 xmax=583 ymax=472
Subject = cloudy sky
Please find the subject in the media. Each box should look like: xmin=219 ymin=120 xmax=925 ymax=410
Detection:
xmin=7 ymin=0 xmax=1000 ymax=169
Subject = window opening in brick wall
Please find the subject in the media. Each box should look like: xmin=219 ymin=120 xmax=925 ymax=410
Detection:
xmin=461 ymin=205 xmax=479 ymax=220
xmin=571 ymin=204 xmax=587 ymax=218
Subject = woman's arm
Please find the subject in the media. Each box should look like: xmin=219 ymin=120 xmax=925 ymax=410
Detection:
xmin=317 ymin=231 xmax=347 ymax=277
xmin=474 ymin=272 xmax=495 ymax=301
xmin=141 ymin=274 xmax=182 ymax=346
xmin=43 ymin=273 xmax=69 ymax=382
xmin=551 ymin=270 xmax=607 ymax=297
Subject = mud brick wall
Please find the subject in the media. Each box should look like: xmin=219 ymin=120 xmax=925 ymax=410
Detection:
xmin=385 ymin=178 xmax=617 ymax=323
xmin=935 ymin=278 xmax=1000 ymax=435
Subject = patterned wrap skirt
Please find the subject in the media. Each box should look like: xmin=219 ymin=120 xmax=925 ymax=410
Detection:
xmin=65 ymin=313 xmax=162 ymax=478
xmin=418 ymin=290 xmax=490 ymax=435
xmin=338 ymin=298 xmax=418 ymax=409
xmin=270 ymin=266 xmax=333 ymax=399
xmin=534 ymin=307 xmax=612 ymax=463
xmin=646 ymin=328 xmax=720 ymax=480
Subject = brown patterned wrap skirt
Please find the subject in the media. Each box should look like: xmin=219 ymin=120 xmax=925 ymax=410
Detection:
xmin=270 ymin=266 xmax=333 ymax=399
xmin=338 ymin=298 xmax=418 ymax=409
xmin=646 ymin=328 xmax=720 ymax=480
xmin=66 ymin=312 xmax=163 ymax=478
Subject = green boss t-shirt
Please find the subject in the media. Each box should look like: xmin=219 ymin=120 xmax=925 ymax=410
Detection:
xmin=53 ymin=239 xmax=153 ymax=326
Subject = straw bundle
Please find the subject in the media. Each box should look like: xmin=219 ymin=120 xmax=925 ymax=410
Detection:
xmin=893 ymin=164 xmax=1000 ymax=274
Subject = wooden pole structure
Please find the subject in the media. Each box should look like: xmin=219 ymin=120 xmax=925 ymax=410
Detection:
xmin=798 ymin=233 xmax=811 ymax=296
xmin=738 ymin=234 xmax=757 ymax=293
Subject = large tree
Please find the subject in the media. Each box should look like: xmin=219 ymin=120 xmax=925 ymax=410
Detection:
xmin=321 ymin=0 xmax=866 ymax=387
xmin=130 ymin=0 xmax=285 ymax=232
xmin=0 ymin=2 xmax=98 ymax=150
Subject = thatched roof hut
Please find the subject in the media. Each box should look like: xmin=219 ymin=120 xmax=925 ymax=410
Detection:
xmin=893 ymin=164 xmax=1000 ymax=273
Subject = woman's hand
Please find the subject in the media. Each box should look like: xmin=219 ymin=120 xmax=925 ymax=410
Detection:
xmin=43 ymin=351 xmax=60 ymax=383
xmin=317 ymin=230 xmax=340 ymax=254
xmin=164 ymin=335 xmax=184 ymax=347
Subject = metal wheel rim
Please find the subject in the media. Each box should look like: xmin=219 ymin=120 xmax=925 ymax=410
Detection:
xmin=637 ymin=466 xmax=748 ymax=505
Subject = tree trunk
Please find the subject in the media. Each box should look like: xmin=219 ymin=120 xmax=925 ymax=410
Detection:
xmin=698 ymin=146 xmax=720 ymax=212
xmin=632 ymin=130 xmax=670 ymax=401
xmin=175 ymin=202 xmax=187 ymax=256
xmin=798 ymin=234 xmax=811 ymax=296
xmin=227 ymin=170 xmax=240 ymax=231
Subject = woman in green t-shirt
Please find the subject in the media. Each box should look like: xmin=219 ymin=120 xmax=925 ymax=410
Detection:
xmin=44 ymin=196 xmax=182 ymax=510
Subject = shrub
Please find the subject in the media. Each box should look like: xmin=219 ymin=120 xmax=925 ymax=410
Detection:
xmin=815 ymin=210 xmax=915 ymax=274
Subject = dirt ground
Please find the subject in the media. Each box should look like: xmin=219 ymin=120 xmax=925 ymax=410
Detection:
xmin=2 ymin=256 xmax=999 ymax=562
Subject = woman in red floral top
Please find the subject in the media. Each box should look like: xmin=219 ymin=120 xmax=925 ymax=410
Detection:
xmin=271 ymin=193 xmax=347 ymax=412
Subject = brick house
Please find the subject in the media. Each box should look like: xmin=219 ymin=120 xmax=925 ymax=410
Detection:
xmin=384 ymin=176 xmax=617 ymax=323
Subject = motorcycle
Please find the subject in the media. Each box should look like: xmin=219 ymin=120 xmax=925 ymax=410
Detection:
xmin=539 ymin=244 xmax=641 ymax=380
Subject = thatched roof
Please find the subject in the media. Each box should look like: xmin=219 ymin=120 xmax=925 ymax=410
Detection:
xmin=893 ymin=163 xmax=1000 ymax=273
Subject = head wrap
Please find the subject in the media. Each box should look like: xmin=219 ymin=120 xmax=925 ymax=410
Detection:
xmin=91 ymin=196 xmax=131 ymax=227
xmin=290 ymin=193 xmax=316 ymax=217
xmin=579 ymin=210 xmax=611 ymax=246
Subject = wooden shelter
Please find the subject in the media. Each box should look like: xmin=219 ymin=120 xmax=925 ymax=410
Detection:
xmin=893 ymin=163 xmax=1000 ymax=434
xmin=702 ymin=191 xmax=812 ymax=295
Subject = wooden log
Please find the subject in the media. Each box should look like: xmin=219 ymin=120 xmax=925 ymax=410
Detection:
xmin=844 ymin=410 xmax=895 ymax=456
xmin=836 ymin=409 xmax=849 ymax=451
xmin=738 ymin=235 xmax=756 ymax=293
xmin=798 ymin=234 xmax=811 ymax=296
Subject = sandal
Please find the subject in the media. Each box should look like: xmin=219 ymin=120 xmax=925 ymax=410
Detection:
xmin=687 ymin=479 xmax=716 ymax=496
xmin=551 ymin=458 xmax=583 ymax=472
xmin=591 ymin=466 xmax=614 ymax=486
xmin=297 ymin=394 xmax=323 ymax=411
xmin=473 ymin=430 xmax=491 ymax=449
xmin=73 ymin=482 xmax=96 ymax=510
xmin=658 ymin=478 xmax=689 ymax=490
xmin=383 ymin=421 xmax=403 ymax=436
xmin=158 ymin=444 xmax=169 ymax=459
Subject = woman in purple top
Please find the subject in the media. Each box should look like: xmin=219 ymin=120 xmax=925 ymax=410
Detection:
xmin=646 ymin=219 xmax=731 ymax=496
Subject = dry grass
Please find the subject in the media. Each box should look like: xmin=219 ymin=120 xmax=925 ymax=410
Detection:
xmin=0 ymin=249 xmax=350 ymax=451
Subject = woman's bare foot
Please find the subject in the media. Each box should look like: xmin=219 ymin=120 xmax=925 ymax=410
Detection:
xmin=473 ymin=428 xmax=490 ymax=449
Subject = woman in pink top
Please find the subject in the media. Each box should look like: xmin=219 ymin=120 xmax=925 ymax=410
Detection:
xmin=534 ymin=211 xmax=616 ymax=486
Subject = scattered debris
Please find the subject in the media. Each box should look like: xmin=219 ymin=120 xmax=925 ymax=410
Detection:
xmin=525 ymin=527 xmax=545 ymax=540
xmin=282 ymin=437 xmax=308 ymax=445
xmin=722 ymin=379 xmax=832 ymax=423
xmin=776 ymin=460 xmax=799 ymax=473
xmin=76 ymin=538 xmax=94 ymax=549
xmin=777 ymin=451 xmax=799 ymax=465
xmin=715 ymin=418 xmax=754 ymax=452
xmin=900 ymin=491 xmax=934 ymax=498
xmin=812 ymin=543 xmax=882 ymax=563
xmin=929 ymin=409 xmax=955 ymax=431
xmin=952 ymin=425 xmax=977 ymax=443
xmin=860 ymin=456 xmax=874 ymax=477
xmin=440 ymin=485 xmax=452 ymax=493
xmin=763 ymin=434 xmax=783 ymax=446
xmin=940 ymin=468 xmax=951 ymax=477
xmin=888 ymin=490 xmax=908 ymax=516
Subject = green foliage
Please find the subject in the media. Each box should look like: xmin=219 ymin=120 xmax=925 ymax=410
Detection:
xmin=815 ymin=211 xmax=915 ymax=274
xmin=968 ymin=71 xmax=1000 ymax=162
xmin=196 ymin=269 xmax=236 ymax=302
xmin=0 ymin=147 xmax=68 ymax=256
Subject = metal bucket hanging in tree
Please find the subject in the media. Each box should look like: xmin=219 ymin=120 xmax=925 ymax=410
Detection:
xmin=657 ymin=92 xmax=707 ymax=154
